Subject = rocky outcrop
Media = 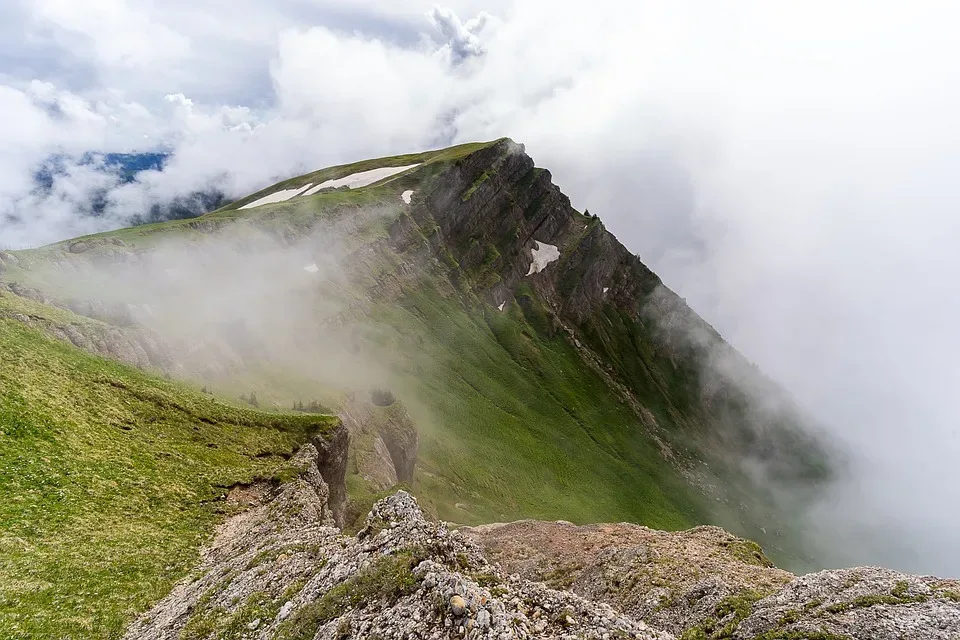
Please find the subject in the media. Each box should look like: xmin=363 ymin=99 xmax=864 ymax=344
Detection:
xmin=338 ymin=397 xmax=419 ymax=490
xmin=736 ymin=567 xmax=960 ymax=640
xmin=463 ymin=520 xmax=960 ymax=639
xmin=463 ymin=519 xmax=793 ymax=636
xmin=124 ymin=473 xmax=960 ymax=640
xmin=313 ymin=427 xmax=350 ymax=529
xmin=125 ymin=483 xmax=670 ymax=640
xmin=0 ymin=283 xmax=173 ymax=370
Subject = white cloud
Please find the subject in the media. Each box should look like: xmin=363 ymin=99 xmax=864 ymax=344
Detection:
xmin=428 ymin=6 xmax=489 ymax=61
xmin=31 ymin=0 xmax=190 ymax=68
xmin=2 ymin=0 xmax=960 ymax=576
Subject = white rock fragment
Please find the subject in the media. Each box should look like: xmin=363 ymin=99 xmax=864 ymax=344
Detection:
xmin=401 ymin=190 xmax=414 ymax=204
xmin=239 ymin=184 xmax=314 ymax=209
xmin=303 ymin=264 xmax=319 ymax=273
xmin=603 ymin=287 xmax=609 ymax=294
xmin=301 ymin=164 xmax=421 ymax=196
xmin=526 ymin=241 xmax=560 ymax=276
xmin=498 ymin=302 xmax=505 ymax=312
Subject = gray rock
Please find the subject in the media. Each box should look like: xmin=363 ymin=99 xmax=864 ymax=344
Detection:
xmin=120 ymin=471 xmax=960 ymax=640
xmin=123 ymin=474 xmax=672 ymax=640
xmin=735 ymin=567 xmax=960 ymax=640
xmin=476 ymin=608 xmax=491 ymax=628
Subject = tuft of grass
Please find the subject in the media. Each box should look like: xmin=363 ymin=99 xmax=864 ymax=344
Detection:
xmin=181 ymin=591 xmax=281 ymax=640
xmin=822 ymin=580 xmax=928 ymax=614
xmin=680 ymin=589 xmax=763 ymax=640
xmin=0 ymin=312 xmax=335 ymax=639
xmin=941 ymin=589 xmax=960 ymax=602
xmin=723 ymin=539 xmax=775 ymax=568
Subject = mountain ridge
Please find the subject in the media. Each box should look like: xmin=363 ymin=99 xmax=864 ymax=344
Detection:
xmin=0 ymin=138 xmax=859 ymax=637
xmin=2 ymin=138 xmax=834 ymax=552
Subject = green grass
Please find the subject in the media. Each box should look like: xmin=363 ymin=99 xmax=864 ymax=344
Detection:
xmin=276 ymin=549 xmax=423 ymax=640
xmin=680 ymin=590 xmax=764 ymax=639
xmin=0 ymin=137 xmax=795 ymax=639
xmin=360 ymin=284 xmax=706 ymax=529
xmin=0 ymin=307 xmax=336 ymax=639
xmin=7 ymin=136 xmax=708 ymax=531
xmin=822 ymin=580 xmax=928 ymax=614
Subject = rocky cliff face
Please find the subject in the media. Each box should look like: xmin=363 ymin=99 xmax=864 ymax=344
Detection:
xmin=0 ymin=281 xmax=173 ymax=370
xmin=124 ymin=445 xmax=960 ymax=640
xmin=415 ymin=139 xmax=828 ymax=481
xmin=391 ymin=140 xmax=835 ymax=561
xmin=338 ymin=397 xmax=420 ymax=490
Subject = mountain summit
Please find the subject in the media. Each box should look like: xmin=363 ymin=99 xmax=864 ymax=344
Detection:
xmin=0 ymin=139 xmax=905 ymax=639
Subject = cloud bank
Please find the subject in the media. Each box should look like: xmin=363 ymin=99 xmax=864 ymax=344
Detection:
xmin=2 ymin=0 xmax=960 ymax=575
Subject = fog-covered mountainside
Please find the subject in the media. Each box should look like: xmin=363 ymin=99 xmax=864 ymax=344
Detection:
xmin=0 ymin=138 xmax=878 ymax=639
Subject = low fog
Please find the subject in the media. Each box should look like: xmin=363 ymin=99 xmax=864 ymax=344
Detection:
xmin=38 ymin=212 xmax=410 ymax=404
xmin=3 ymin=1 xmax=959 ymax=575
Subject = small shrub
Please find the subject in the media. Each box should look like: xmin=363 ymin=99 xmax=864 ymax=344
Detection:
xmin=294 ymin=400 xmax=331 ymax=414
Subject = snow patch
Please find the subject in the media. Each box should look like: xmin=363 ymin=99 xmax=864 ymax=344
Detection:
xmin=301 ymin=164 xmax=421 ymax=196
xmin=401 ymin=190 xmax=414 ymax=204
xmin=239 ymin=184 xmax=313 ymax=209
xmin=525 ymin=241 xmax=560 ymax=276
xmin=498 ymin=302 xmax=505 ymax=312
xmin=303 ymin=264 xmax=319 ymax=273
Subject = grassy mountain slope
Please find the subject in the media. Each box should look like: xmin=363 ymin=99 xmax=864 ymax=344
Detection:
xmin=0 ymin=291 xmax=336 ymax=639
xmin=0 ymin=137 xmax=835 ymax=636
xmin=364 ymin=285 xmax=705 ymax=529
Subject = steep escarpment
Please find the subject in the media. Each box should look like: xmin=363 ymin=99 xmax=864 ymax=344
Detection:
xmin=418 ymin=139 xmax=828 ymax=480
xmin=403 ymin=140 xmax=835 ymax=561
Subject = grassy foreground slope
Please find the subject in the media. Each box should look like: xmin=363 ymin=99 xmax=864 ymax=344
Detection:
xmin=0 ymin=293 xmax=336 ymax=639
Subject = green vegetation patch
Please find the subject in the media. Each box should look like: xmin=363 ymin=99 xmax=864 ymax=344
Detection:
xmin=680 ymin=590 xmax=763 ymax=640
xmin=368 ymin=285 xmax=706 ymax=529
xmin=461 ymin=169 xmax=492 ymax=201
xmin=276 ymin=548 xmax=424 ymax=640
xmin=822 ymin=580 xmax=928 ymax=615
xmin=0 ymin=315 xmax=335 ymax=639
xmin=180 ymin=588 xmax=291 ymax=640
xmin=723 ymin=539 xmax=776 ymax=568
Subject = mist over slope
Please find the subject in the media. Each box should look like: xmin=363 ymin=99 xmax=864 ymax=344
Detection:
xmin=4 ymin=4 xmax=960 ymax=582
xmin=3 ymin=140 xmax=841 ymax=574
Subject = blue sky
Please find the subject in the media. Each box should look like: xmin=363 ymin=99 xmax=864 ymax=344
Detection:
xmin=2 ymin=0 xmax=960 ymax=576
